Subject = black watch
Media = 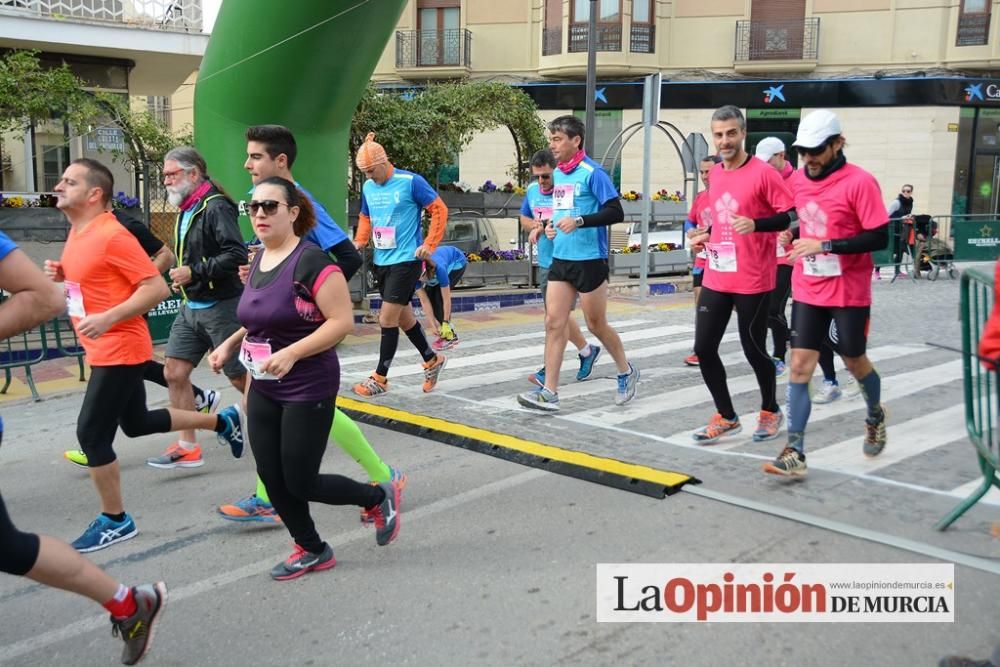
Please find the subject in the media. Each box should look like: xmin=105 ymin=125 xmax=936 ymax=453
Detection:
xmin=821 ymin=240 xmax=833 ymax=253
xmin=574 ymin=216 xmax=585 ymax=228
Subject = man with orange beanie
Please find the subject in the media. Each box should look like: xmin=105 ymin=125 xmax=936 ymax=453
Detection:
xmin=353 ymin=132 xmax=449 ymax=396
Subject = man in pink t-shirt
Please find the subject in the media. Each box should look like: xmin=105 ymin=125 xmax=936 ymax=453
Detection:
xmin=764 ymin=109 xmax=890 ymax=477
xmin=682 ymin=154 xmax=719 ymax=367
xmin=687 ymin=106 xmax=795 ymax=445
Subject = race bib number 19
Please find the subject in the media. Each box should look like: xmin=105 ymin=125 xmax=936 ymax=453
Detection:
xmin=373 ymin=226 xmax=397 ymax=250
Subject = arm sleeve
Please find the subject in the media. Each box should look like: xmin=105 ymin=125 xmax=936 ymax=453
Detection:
xmin=355 ymin=211 xmax=372 ymax=246
xmin=753 ymin=210 xmax=795 ymax=232
xmin=188 ymin=202 xmax=248 ymax=282
xmin=830 ymin=225 xmax=889 ymax=254
xmin=580 ymin=197 xmax=624 ymax=227
xmin=326 ymin=238 xmax=363 ymax=281
xmin=423 ymin=197 xmax=449 ymax=250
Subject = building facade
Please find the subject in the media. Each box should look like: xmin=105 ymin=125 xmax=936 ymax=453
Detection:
xmin=365 ymin=0 xmax=1000 ymax=217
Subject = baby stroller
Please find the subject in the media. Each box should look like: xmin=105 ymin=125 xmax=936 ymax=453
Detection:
xmin=910 ymin=215 xmax=956 ymax=280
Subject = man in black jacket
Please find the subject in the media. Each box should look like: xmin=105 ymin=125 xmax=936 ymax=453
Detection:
xmin=147 ymin=146 xmax=248 ymax=470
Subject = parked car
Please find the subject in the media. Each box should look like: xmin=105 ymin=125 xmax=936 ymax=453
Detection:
xmin=441 ymin=211 xmax=501 ymax=255
xmin=625 ymin=218 xmax=685 ymax=249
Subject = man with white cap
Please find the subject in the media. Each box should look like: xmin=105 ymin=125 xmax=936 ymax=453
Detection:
xmin=754 ymin=136 xmax=793 ymax=180
xmin=764 ymin=109 xmax=890 ymax=476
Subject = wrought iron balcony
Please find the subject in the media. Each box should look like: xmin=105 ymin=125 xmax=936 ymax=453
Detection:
xmin=396 ymin=28 xmax=472 ymax=69
xmin=0 ymin=0 xmax=203 ymax=32
xmin=735 ymin=17 xmax=820 ymax=62
xmin=957 ymin=12 xmax=991 ymax=46
xmin=568 ymin=22 xmax=623 ymax=53
xmin=630 ymin=23 xmax=655 ymax=54
xmin=542 ymin=26 xmax=562 ymax=56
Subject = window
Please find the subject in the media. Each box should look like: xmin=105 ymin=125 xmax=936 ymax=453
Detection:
xmin=418 ymin=0 xmax=461 ymax=66
xmin=633 ymin=0 xmax=650 ymax=23
xmin=570 ymin=0 xmax=623 ymax=52
xmin=543 ymin=0 xmax=562 ymax=55
xmin=957 ymin=0 xmax=992 ymax=46
xmin=630 ymin=0 xmax=654 ymax=53
xmin=573 ymin=0 xmax=622 ymax=23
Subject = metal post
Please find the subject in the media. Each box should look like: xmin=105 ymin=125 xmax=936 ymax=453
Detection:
xmin=639 ymin=73 xmax=661 ymax=304
xmin=584 ymin=0 xmax=597 ymax=155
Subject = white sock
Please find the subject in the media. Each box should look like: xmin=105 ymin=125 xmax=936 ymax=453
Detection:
xmin=578 ymin=344 xmax=592 ymax=358
xmin=178 ymin=440 xmax=197 ymax=451
xmin=113 ymin=583 xmax=130 ymax=602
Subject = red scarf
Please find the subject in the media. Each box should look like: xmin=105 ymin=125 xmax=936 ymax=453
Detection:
xmin=558 ymin=150 xmax=586 ymax=174
xmin=180 ymin=181 xmax=213 ymax=212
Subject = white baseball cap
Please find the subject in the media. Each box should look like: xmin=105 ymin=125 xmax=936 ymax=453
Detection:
xmin=792 ymin=109 xmax=842 ymax=149
xmin=754 ymin=137 xmax=786 ymax=161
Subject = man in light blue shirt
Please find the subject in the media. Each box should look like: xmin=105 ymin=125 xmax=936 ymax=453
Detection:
xmin=518 ymin=116 xmax=638 ymax=412
xmin=414 ymin=244 xmax=467 ymax=350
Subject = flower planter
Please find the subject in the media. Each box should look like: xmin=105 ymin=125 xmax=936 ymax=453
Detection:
xmin=620 ymin=200 xmax=688 ymax=218
xmin=610 ymin=249 xmax=690 ymax=277
xmin=483 ymin=192 xmax=524 ymax=212
xmin=0 ymin=207 xmax=68 ymax=242
xmin=609 ymin=252 xmax=646 ymax=277
xmin=462 ymin=260 xmax=532 ymax=287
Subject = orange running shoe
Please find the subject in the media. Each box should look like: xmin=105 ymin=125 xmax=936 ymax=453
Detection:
xmin=353 ymin=373 xmax=388 ymax=397
xmin=692 ymin=414 xmax=742 ymax=445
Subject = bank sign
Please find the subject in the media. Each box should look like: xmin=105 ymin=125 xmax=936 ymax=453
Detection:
xmin=964 ymin=83 xmax=1000 ymax=103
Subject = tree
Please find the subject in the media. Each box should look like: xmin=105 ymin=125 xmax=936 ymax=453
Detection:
xmin=349 ymin=81 xmax=546 ymax=194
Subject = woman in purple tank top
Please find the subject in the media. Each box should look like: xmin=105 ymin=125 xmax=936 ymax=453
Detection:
xmin=209 ymin=177 xmax=403 ymax=581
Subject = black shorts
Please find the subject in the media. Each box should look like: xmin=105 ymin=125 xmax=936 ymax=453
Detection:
xmin=375 ymin=261 xmax=423 ymax=305
xmin=790 ymin=301 xmax=871 ymax=358
xmin=547 ymin=258 xmax=609 ymax=294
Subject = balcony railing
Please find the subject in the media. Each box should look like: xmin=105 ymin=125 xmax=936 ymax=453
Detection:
xmin=957 ymin=12 xmax=991 ymax=46
xmin=0 ymin=0 xmax=203 ymax=32
xmin=735 ymin=17 xmax=820 ymax=62
xmin=630 ymin=23 xmax=655 ymax=53
xmin=543 ymin=26 xmax=562 ymax=55
xmin=568 ymin=22 xmax=623 ymax=53
xmin=396 ymin=29 xmax=472 ymax=68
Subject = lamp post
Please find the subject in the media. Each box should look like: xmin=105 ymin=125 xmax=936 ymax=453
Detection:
xmin=584 ymin=0 xmax=597 ymax=154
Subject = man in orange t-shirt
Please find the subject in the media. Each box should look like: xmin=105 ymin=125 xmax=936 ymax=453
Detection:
xmin=45 ymin=159 xmax=244 ymax=554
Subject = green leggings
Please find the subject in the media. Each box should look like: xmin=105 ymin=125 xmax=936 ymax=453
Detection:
xmin=254 ymin=407 xmax=389 ymax=504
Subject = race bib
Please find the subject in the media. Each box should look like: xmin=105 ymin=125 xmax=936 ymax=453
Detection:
xmin=64 ymin=280 xmax=86 ymax=318
xmin=776 ymin=242 xmax=787 ymax=258
xmin=707 ymin=242 xmax=737 ymax=272
xmin=535 ymin=206 xmax=553 ymax=221
xmin=373 ymin=226 xmax=397 ymax=250
xmin=553 ymin=185 xmax=575 ymax=210
xmin=802 ymin=253 xmax=842 ymax=277
xmin=240 ymin=338 xmax=279 ymax=380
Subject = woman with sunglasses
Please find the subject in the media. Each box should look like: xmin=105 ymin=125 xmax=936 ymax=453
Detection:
xmin=209 ymin=177 xmax=402 ymax=580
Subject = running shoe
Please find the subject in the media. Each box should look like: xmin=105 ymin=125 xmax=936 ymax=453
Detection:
xmin=432 ymin=335 xmax=458 ymax=352
xmin=692 ymin=414 xmax=742 ymax=444
xmin=367 ymin=480 xmax=403 ymax=546
xmin=216 ymin=405 xmax=244 ymax=458
xmin=146 ymin=443 xmax=203 ymax=469
xmin=843 ymin=375 xmax=861 ymax=397
xmin=517 ymin=387 xmax=560 ymax=412
xmin=195 ymin=388 xmax=221 ymax=414
xmin=773 ymin=358 xmax=788 ymax=379
xmin=614 ymin=363 xmax=639 ymax=405
xmin=422 ymin=354 xmax=447 ymax=393
xmin=683 ymin=353 xmax=699 ymax=367
xmin=863 ymin=405 xmax=888 ymax=457
xmin=72 ymin=513 xmax=138 ymax=553
xmin=762 ymin=447 xmax=808 ymax=477
xmin=752 ymin=409 xmax=784 ymax=442
xmin=64 ymin=449 xmax=89 ymax=469
xmin=361 ymin=466 xmax=407 ymax=524
xmin=576 ymin=345 xmax=602 ymax=381
xmin=812 ymin=380 xmax=842 ymax=404
xmin=528 ymin=366 xmax=546 ymax=387
xmin=270 ymin=543 xmax=336 ymax=581
xmin=353 ymin=373 xmax=388 ymax=397
xmin=111 ymin=582 xmax=167 ymax=666
xmin=218 ymin=495 xmax=282 ymax=523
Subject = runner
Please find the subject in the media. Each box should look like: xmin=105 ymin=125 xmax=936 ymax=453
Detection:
xmin=414 ymin=244 xmax=467 ymax=351
xmin=517 ymin=115 xmax=638 ymax=411
xmin=351 ymin=132 xmax=448 ymax=397
xmin=208 ymin=177 xmax=403 ymax=580
xmin=46 ymin=159 xmax=243 ymax=552
xmin=218 ymin=124 xmax=404 ymax=525
xmin=0 ymin=229 xmax=165 ymax=665
xmin=764 ymin=109 xmax=889 ymax=476
xmin=682 ymin=154 xmax=719 ymax=367
xmin=687 ymin=106 xmax=794 ymax=444
xmin=519 ymin=148 xmax=602 ymax=384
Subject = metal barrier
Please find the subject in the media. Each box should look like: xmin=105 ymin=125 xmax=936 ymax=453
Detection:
xmin=49 ymin=315 xmax=87 ymax=383
xmin=936 ymin=266 xmax=1000 ymax=530
xmin=0 ymin=322 xmax=48 ymax=402
xmin=933 ymin=214 xmax=1000 ymax=263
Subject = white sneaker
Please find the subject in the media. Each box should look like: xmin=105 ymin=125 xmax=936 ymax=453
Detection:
xmin=812 ymin=380 xmax=843 ymax=404
xmin=843 ymin=375 xmax=861 ymax=397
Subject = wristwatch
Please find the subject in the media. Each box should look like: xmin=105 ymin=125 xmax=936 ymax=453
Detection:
xmin=820 ymin=240 xmax=833 ymax=253
xmin=574 ymin=216 xmax=585 ymax=228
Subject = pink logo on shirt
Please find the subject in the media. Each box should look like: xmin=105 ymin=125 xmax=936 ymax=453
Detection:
xmin=714 ymin=193 xmax=740 ymax=236
xmin=799 ymin=201 xmax=829 ymax=238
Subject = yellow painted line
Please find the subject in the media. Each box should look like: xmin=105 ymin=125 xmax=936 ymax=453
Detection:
xmin=339 ymin=395 xmax=693 ymax=489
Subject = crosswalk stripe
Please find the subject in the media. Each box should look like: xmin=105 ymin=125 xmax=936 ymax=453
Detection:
xmin=947 ymin=476 xmax=1000 ymax=506
xmin=337 ymin=319 xmax=653 ymax=366
xmin=341 ymin=324 xmax=695 ymax=381
xmin=565 ymin=344 xmax=930 ymax=427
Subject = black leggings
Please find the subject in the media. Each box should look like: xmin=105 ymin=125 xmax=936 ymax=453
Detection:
xmin=0 ymin=489 xmax=41 ymax=576
xmin=768 ymin=264 xmax=792 ymax=360
xmin=247 ymin=389 xmax=382 ymax=553
xmin=694 ymin=287 xmax=779 ymax=418
xmin=424 ymin=267 xmax=466 ymax=323
xmin=77 ymin=365 xmax=173 ymax=467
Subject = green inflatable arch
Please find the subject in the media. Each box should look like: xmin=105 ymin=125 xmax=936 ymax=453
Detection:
xmin=193 ymin=0 xmax=407 ymax=234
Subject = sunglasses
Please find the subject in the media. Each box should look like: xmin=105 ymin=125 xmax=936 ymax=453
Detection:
xmin=247 ymin=199 xmax=290 ymax=216
xmin=536 ymin=173 xmax=553 ymax=181
xmin=902 ymin=189 xmax=913 ymax=194
xmin=796 ymin=142 xmax=831 ymax=157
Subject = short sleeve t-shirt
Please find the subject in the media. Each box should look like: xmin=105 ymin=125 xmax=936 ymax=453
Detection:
xmin=60 ymin=212 xmax=160 ymax=366
xmin=299 ymin=185 xmax=348 ymax=251
xmin=360 ymin=168 xmax=438 ymax=266
xmin=423 ymin=245 xmax=467 ymax=287
xmin=0 ymin=230 xmax=16 ymax=262
xmin=687 ymin=190 xmax=712 ymax=270
xmin=702 ymin=156 xmax=795 ymax=295
xmin=551 ymin=157 xmax=619 ymax=262
xmin=522 ymin=182 xmax=555 ymax=268
xmin=789 ymin=163 xmax=888 ymax=308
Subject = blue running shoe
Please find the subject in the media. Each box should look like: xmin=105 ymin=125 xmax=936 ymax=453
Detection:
xmin=528 ymin=366 xmax=546 ymax=387
xmin=72 ymin=513 xmax=137 ymax=553
xmin=576 ymin=345 xmax=602 ymax=381
xmin=773 ymin=358 xmax=788 ymax=379
xmin=615 ymin=363 xmax=639 ymax=405
xmin=517 ymin=387 xmax=560 ymax=412
xmin=216 ymin=405 xmax=244 ymax=458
